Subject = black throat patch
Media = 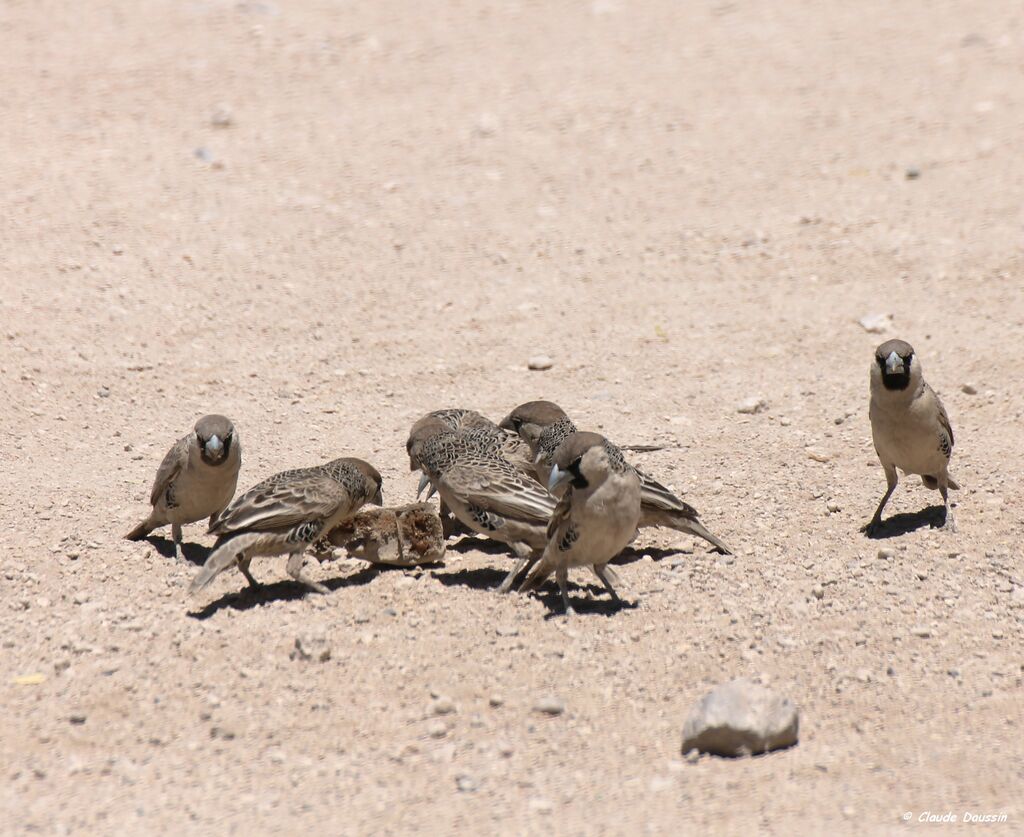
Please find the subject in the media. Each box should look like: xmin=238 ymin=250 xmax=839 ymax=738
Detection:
xmin=877 ymin=356 xmax=911 ymax=391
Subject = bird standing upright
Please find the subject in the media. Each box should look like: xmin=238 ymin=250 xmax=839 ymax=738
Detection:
xmin=189 ymin=457 xmax=383 ymax=595
xmin=868 ymin=339 xmax=959 ymax=533
xmin=519 ymin=432 xmax=641 ymax=615
xmin=125 ymin=414 xmax=241 ymax=559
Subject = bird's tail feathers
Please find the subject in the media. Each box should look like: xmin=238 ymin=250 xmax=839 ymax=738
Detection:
xmin=190 ymin=534 xmax=258 ymax=594
xmin=125 ymin=515 xmax=156 ymax=541
xmin=645 ymin=509 xmax=732 ymax=554
xmin=922 ymin=475 xmax=960 ymax=491
xmin=519 ymin=552 xmax=557 ymax=594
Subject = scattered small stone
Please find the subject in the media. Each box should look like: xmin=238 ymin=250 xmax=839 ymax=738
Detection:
xmin=684 ymin=748 xmax=701 ymax=764
xmin=811 ymin=585 xmax=824 ymax=600
xmin=529 ymin=797 xmax=554 ymax=814
xmin=489 ymin=695 xmax=504 ymax=708
xmin=825 ymin=501 xmax=841 ymax=513
xmin=992 ymin=629 xmax=1004 ymax=640
xmin=736 ymin=396 xmax=768 ymax=415
xmin=495 ymin=625 xmax=519 ymax=638
xmin=805 ymin=447 xmax=831 ymax=463
xmin=455 ymin=773 xmax=478 ymax=792
xmin=961 ymin=383 xmax=978 ymax=395
xmin=474 ymin=112 xmax=500 ymax=137
xmin=69 ymin=714 xmax=87 ymax=726
xmin=210 ymin=726 xmax=236 ymax=741
xmin=858 ymin=313 xmax=893 ymax=334
xmin=680 ymin=679 xmax=799 ymax=757
xmin=97 ymin=387 xmax=110 ymax=398
xmin=431 ymin=697 xmax=456 ymax=716
xmin=496 ymin=740 xmax=514 ymax=757
xmin=289 ymin=635 xmax=331 ymax=663
xmin=427 ymin=720 xmax=448 ymax=739
xmin=527 ymin=355 xmax=553 ymax=371
xmin=533 ymin=696 xmax=565 ymax=716
xmin=210 ymin=106 xmax=233 ymax=128
xmin=876 ymin=548 xmax=895 ymax=560
xmin=913 ymin=568 xmax=928 ymax=581
xmin=904 ymin=167 xmax=920 ymax=180
xmin=910 ymin=625 xmax=932 ymax=638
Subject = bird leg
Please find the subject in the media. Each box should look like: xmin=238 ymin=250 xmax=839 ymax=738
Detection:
xmin=939 ymin=484 xmax=957 ymax=533
xmin=591 ymin=564 xmax=622 ymax=604
xmin=496 ymin=556 xmax=536 ymax=594
xmin=237 ymin=554 xmax=260 ymax=589
xmin=556 ymin=566 xmax=575 ymax=616
xmin=171 ymin=523 xmax=183 ymax=560
xmin=867 ymin=464 xmax=898 ymax=535
xmin=286 ymin=552 xmax=330 ymax=594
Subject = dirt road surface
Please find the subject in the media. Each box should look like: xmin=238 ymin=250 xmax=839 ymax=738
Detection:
xmin=2 ymin=0 xmax=1022 ymax=833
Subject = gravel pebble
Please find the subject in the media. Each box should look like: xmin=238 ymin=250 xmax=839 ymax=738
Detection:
xmin=527 ymin=355 xmax=553 ymax=371
xmin=432 ymin=697 xmax=456 ymax=716
xmin=533 ymin=696 xmax=565 ymax=716
xmin=681 ymin=679 xmax=799 ymax=757
xmin=736 ymin=396 xmax=768 ymax=415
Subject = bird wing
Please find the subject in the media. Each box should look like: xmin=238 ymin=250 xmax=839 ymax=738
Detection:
xmin=209 ymin=470 xmax=347 ymax=535
xmin=634 ymin=467 xmax=700 ymax=519
xmin=149 ymin=435 xmax=190 ymax=506
xmin=545 ymin=489 xmax=573 ymax=542
xmin=443 ymin=457 xmax=556 ymax=523
xmin=931 ymin=386 xmax=954 ymax=455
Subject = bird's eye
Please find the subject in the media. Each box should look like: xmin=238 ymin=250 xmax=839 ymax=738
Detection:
xmin=571 ymin=456 xmax=583 ymax=472
xmin=512 ymin=418 xmax=522 ymax=429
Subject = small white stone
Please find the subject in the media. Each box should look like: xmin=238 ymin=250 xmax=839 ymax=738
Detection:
xmin=533 ymin=696 xmax=565 ymax=716
xmin=961 ymin=383 xmax=978 ymax=395
xmin=431 ymin=697 xmax=456 ymax=716
xmin=858 ymin=313 xmax=892 ymax=334
xmin=736 ymin=396 xmax=768 ymax=415
xmin=527 ymin=355 xmax=553 ymax=371
xmin=805 ymin=447 xmax=831 ymax=463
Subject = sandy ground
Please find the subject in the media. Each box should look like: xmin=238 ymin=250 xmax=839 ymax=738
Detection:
xmin=2 ymin=0 xmax=1023 ymax=833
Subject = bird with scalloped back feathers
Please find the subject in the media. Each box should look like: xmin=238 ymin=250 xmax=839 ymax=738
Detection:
xmin=189 ymin=457 xmax=382 ymax=595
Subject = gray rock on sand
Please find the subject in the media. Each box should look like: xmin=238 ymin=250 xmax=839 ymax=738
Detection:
xmin=681 ymin=679 xmax=799 ymax=757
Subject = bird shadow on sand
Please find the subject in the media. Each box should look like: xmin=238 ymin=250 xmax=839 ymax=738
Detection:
xmin=432 ymin=565 xmax=517 ymax=592
xmin=148 ymin=536 xmax=211 ymax=566
xmin=446 ymin=536 xmax=521 ymax=557
xmin=533 ymin=588 xmax=640 ymax=620
xmin=186 ymin=564 xmax=382 ymax=620
xmin=612 ymin=545 xmax=691 ymax=566
xmin=863 ymin=505 xmax=950 ymax=539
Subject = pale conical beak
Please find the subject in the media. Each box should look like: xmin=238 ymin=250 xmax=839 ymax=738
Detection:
xmin=885 ymin=351 xmax=904 ymax=375
xmin=416 ymin=473 xmax=436 ymax=501
xmin=548 ymin=464 xmax=571 ymax=492
xmin=204 ymin=434 xmax=224 ymax=459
